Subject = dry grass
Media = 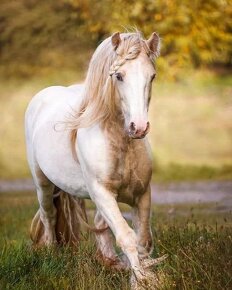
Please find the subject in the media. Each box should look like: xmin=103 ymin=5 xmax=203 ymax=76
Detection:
xmin=0 ymin=73 xmax=80 ymax=178
xmin=150 ymin=70 xmax=232 ymax=166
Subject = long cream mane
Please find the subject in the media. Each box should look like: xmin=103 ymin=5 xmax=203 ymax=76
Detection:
xmin=70 ymin=32 xmax=156 ymax=150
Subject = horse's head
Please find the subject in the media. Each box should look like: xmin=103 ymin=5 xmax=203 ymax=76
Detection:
xmin=110 ymin=32 xmax=160 ymax=139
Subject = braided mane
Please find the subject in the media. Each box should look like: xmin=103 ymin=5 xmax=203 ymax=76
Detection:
xmin=70 ymin=32 xmax=152 ymax=131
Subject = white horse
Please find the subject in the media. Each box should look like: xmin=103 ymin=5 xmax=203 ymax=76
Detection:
xmin=25 ymin=31 xmax=165 ymax=288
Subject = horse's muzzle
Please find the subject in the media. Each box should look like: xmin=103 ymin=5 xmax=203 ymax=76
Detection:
xmin=128 ymin=121 xmax=150 ymax=139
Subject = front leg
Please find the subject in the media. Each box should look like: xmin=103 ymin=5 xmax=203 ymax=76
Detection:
xmin=133 ymin=185 xmax=153 ymax=259
xmin=94 ymin=210 xmax=128 ymax=270
xmin=76 ymin=127 xmax=153 ymax=285
xmin=89 ymin=181 xmax=145 ymax=280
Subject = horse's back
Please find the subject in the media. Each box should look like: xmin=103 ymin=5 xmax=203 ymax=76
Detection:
xmin=25 ymin=84 xmax=83 ymax=126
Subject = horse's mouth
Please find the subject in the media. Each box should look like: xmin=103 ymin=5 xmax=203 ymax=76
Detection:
xmin=128 ymin=133 xmax=147 ymax=139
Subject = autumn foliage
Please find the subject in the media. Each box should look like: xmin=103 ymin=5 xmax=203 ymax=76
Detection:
xmin=0 ymin=0 xmax=231 ymax=78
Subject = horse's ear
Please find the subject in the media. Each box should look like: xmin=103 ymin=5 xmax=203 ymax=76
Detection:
xmin=146 ymin=32 xmax=160 ymax=57
xmin=111 ymin=32 xmax=121 ymax=50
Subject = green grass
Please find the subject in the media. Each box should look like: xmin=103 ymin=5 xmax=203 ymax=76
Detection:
xmin=0 ymin=69 xmax=231 ymax=180
xmin=0 ymin=243 xmax=130 ymax=290
xmin=0 ymin=191 xmax=232 ymax=289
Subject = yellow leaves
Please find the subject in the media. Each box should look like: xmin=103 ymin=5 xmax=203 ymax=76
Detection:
xmin=183 ymin=45 xmax=189 ymax=54
xmin=154 ymin=14 xmax=162 ymax=21
xmin=197 ymin=40 xmax=206 ymax=48
xmin=89 ymin=23 xmax=102 ymax=33
xmin=0 ymin=0 xmax=231 ymax=76
xmin=131 ymin=2 xmax=144 ymax=17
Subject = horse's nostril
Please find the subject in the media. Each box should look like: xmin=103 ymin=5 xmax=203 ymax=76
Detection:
xmin=143 ymin=122 xmax=150 ymax=135
xmin=129 ymin=122 xmax=136 ymax=132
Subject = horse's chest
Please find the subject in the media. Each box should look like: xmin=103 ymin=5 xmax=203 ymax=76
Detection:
xmin=112 ymin=142 xmax=152 ymax=204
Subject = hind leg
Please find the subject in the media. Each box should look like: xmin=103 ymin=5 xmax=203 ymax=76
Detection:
xmin=133 ymin=186 xmax=153 ymax=259
xmin=94 ymin=210 xmax=129 ymax=270
xmin=34 ymin=168 xmax=57 ymax=245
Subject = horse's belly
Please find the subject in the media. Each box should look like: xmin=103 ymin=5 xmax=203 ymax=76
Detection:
xmin=49 ymin=170 xmax=90 ymax=199
xmin=46 ymin=165 xmax=89 ymax=198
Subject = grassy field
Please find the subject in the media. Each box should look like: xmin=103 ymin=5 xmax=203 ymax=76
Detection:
xmin=0 ymin=191 xmax=231 ymax=289
xmin=0 ymin=69 xmax=231 ymax=181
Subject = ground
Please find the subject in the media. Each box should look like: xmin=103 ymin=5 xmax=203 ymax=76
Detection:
xmin=0 ymin=181 xmax=231 ymax=289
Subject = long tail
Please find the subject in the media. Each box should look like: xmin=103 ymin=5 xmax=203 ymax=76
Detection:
xmin=30 ymin=187 xmax=107 ymax=246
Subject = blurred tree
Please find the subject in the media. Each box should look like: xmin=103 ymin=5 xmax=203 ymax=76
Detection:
xmin=0 ymin=0 xmax=94 ymax=77
xmin=0 ymin=0 xmax=231 ymax=78
xmin=68 ymin=0 xmax=232 ymax=67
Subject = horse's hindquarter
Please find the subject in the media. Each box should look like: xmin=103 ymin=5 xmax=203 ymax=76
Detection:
xmin=25 ymin=85 xmax=89 ymax=198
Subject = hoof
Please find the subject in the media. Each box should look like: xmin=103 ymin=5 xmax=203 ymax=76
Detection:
xmin=96 ymin=251 xmax=129 ymax=271
xmin=130 ymin=269 xmax=159 ymax=290
xmin=130 ymin=254 xmax=168 ymax=289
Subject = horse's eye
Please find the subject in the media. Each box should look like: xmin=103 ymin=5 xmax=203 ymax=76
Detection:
xmin=151 ymin=73 xmax=156 ymax=81
xmin=115 ymin=73 xmax=123 ymax=81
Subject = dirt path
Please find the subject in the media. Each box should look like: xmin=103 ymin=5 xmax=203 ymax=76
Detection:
xmin=0 ymin=179 xmax=35 ymax=192
xmin=152 ymin=181 xmax=232 ymax=203
xmin=152 ymin=181 xmax=232 ymax=213
xmin=0 ymin=179 xmax=231 ymax=209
